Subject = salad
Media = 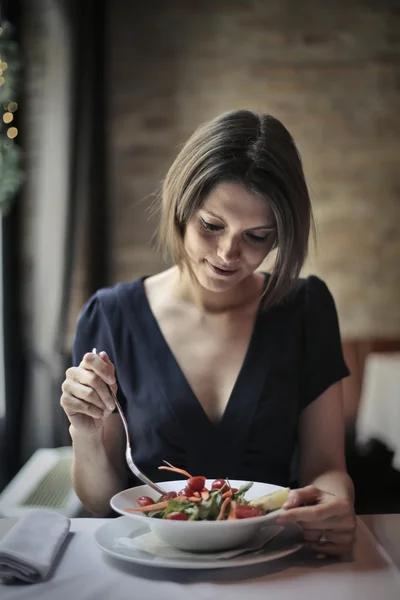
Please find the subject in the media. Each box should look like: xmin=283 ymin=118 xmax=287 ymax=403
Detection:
xmin=124 ymin=461 xmax=290 ymax=521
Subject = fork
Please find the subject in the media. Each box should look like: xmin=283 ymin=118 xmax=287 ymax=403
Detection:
xmin=92 ymin=348 xmax=167 ymax=496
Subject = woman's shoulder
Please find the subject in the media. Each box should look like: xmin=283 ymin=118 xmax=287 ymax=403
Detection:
xmin=293 ymin=274 xmax=328 ymax=292
xmin=285 ymin=274 xmax=334 ymax=306
xmin=76 ymin=277 xmax=147 ymax=324
xmin=77 ymin=268 xmax=175 ymax=323
xmin=286 ymin=274 xmax=341 ymax=330
xmin=83 ymin=277 xmax=141 ymax=306
xmin=261 ymin=273 xmax=332 ymax=310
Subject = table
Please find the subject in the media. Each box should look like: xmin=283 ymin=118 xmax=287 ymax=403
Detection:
xmin=361 ymin=514 xmax=400 ymax=569
xmin=0 ymin=515 xmax=399 ymax=600
xmin=356 ymin=352 xmax=400 ymax=470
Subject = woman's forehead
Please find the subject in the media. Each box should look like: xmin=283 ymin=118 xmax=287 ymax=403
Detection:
xmin=201 ymin=182 xmax=274 ymax=227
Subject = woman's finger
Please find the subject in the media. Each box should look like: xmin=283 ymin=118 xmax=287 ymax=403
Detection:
xmin=282 ymin=486 xmax=321 ymax=509
xmin=97 ymin=351 xmax=118 ymax=395
xmin=307 ymin=540 xmax=354 ymax=557
xmin=62 ymin=378 xmax=109 ymax=412
xmin=303 ymin=529 xmax=355 ymax=546
xmin=61 ymin=392 xmax=107 ymax=420
xmin=65 ymin=367 xmax=114 ymax=411
xmin=80 ymin=352 xmax=116 ymax=385
xmin=99 ymin=350 xmax=111 ymax=363
xmin=300 ymin=513 xmax=356 ymax=532
xmin=277 ymin=497 xmax=352 ymax=524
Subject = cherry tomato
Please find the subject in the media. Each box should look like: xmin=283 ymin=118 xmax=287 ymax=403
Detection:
xmin=177 ymin=487 xmax=193 ymax=497
xmin=161 ymin=491 xmax=178 ymax=501
xmin=166 ymin=512 xmax=189 ymax=520
xmin=231 ymin=488 xmax=238 ymax=494
xmin=136 ymin=496 xmax=155 ymax=507
xmin=211 ymin=478 xmax=228 ymax=491
xmin=235 ymin=505 xmax=264 ymax=519
xmin=187 ymin=476 xmax=206 ymax=492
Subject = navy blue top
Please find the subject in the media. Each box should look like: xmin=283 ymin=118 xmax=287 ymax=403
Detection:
xmin=72 ymin=274 xmax=349 ymax=488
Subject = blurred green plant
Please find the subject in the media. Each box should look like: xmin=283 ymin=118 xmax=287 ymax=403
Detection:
xmin=0 ymin=20 xmax=23 ymax=215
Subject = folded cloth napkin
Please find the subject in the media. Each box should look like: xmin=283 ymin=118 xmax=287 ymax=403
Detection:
xmin=0 ymin=509 xmax=71 ymax=584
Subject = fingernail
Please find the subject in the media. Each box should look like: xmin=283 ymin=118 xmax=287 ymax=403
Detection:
xmin=108 ymin=376 xmax=116 ymax=385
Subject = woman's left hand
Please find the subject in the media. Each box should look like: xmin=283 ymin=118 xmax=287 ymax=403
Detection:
xmin=276 ymin=485 xmax=356 ymax=557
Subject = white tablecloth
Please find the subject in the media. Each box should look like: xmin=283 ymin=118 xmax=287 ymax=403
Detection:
xmin=0 ymin=516 xmax=399 ymax=600
xmin=356 ymin=352 xmax=400 ymax=470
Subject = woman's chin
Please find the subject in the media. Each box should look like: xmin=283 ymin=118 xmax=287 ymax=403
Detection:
xmin=196 ymin=266 xmax=241 ymax=292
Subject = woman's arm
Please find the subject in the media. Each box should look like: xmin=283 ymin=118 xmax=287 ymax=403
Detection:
xmin=297 ymin=380 xmax=354 ymax=502
xmin=62 ymin=349 xmax=130 ymax=517
xmin=276 ymin=381 xmax=356 ymax=556
xmin=70 ymin=414 xmax=129 ymax=517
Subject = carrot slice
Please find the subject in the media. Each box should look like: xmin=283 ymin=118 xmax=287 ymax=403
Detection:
xmin=163 ymin=460 xmax=193 ymax=478
xmin=162 ymin=460 xmax=177 ymax=468
xmin=124 ymin=495 xmax=200 ymax=513
xmin=123 ymin=500 xmax=169 ymax=512
xmin=216 ymin=497 xmax=231 ymax=521
xmin=158 ymin=462 xmax=192 ymax=479
xmin=227 ymin=500 xmax=237 ymax=520
xmin=222 ymin=489 xmax=233 ymax=499
xmin=201 ymin=489 xmax=210 ymax=501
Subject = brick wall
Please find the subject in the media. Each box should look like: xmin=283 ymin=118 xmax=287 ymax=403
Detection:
xmin=106 ymin=0 xmax=400 ymax=339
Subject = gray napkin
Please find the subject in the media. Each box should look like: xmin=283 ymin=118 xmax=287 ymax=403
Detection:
xmin=0 ymin=509 xmax=70 ymax=584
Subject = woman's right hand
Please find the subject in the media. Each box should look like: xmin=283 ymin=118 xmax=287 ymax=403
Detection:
xmin=60 ymin=351 xmax=117 ymax=435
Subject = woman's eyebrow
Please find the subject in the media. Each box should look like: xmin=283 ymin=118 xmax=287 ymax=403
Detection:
xmin=202 ymin=209 xmax=225 ymax=221
xmin=202 ymin=209 xmax=274 ymax=230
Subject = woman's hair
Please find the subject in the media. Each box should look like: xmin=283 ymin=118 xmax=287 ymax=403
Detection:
xmin=156 ymin=109 xmax=314 ymax=308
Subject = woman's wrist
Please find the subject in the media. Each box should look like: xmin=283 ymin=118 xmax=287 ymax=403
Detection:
xmin=69 ymin=424 xmax=104 ymax=445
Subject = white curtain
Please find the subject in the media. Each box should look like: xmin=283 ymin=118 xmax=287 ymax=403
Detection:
xmin=0 ymin=220 xmax=6 ymax=488
xmin=21 ymin=0 xmax=74 ymax=459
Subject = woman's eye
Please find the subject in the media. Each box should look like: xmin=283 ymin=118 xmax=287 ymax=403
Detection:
xmin=246 ymin=233 xmax=269 ymax=243
xmin=200 ymin=218 xmax=222 ymax=232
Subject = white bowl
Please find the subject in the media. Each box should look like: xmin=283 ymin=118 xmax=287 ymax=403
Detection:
xmin=110 ymin=479 xmax=285 ymax=552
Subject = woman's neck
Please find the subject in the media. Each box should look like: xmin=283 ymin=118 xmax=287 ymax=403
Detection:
xmin=171 ymin=265 xmax=265 ymax=314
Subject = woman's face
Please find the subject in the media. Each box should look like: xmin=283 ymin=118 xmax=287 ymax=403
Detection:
xmin=183 ymin=182 xmax=275 ymax=293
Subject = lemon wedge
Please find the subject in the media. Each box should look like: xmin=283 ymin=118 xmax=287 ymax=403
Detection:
xmin=248 ymin=487 xmax=290 ymax=512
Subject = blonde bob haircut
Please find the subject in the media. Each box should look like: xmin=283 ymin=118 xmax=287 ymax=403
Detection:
xmin=157 ymin=109 xmax=313 ymax=309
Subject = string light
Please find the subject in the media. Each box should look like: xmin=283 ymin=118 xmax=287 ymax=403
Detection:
xmin=7 ymin=126 xmax=18 ymax=139
xmin=0 ymin=20 xmax=23 ymax=214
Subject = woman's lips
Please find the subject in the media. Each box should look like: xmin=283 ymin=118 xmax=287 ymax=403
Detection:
xmin=206 ymin=260 xmax=239 ymax=277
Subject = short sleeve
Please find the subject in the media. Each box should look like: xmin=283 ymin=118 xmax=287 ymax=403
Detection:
xmin=72 ymin=294 xmax=102 ymax=367
xmin=72 ymin=292 xmax=127 ymax=410
xmin=300 ymin=275 xmax=350 ymax=409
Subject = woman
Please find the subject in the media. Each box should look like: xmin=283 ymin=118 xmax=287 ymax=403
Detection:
xmin=61 ymin=109 xmax=356 ymax=556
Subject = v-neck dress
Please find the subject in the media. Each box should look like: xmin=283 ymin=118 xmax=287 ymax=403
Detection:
xmin=72 ymin=274 xmax=349 ymax=489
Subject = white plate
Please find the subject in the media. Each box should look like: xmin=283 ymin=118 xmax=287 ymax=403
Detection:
xmin=94 ymin=516 xmax=303 ymax=570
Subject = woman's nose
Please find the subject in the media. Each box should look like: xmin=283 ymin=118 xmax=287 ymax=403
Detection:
xmin=216 ymin=236 xmax=240 ymax=264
